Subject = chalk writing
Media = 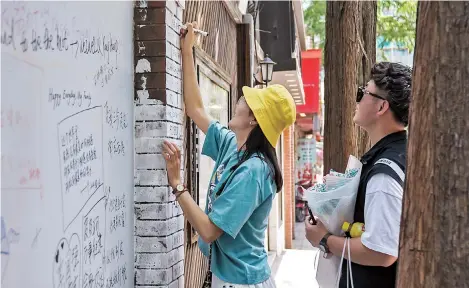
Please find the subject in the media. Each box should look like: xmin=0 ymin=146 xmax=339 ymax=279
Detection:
xmin=53 ymin=234 xmax=81 ymax=288
xmin=1 ymin=18 xmax=16 ymax=50
xmin=58 ymin=106 xmax=104 ymax=231
xmin=104 ymin=102 xmax=128 ymax=131
xmin=1 ymin=155 xmax=41 ymax=188
xmin=109 ymin=211 xmax=125 ymax=234
xmin=107 ymin=137 xmax=125 ymax=158
xmin=83 ymin=267 xmax=104 ymax=288
xmin=105 ymin=240 xmax=124 ymax=265
xmin=105 ymin=263 xmax=127 ymax=288
xmin=107 ymin=193 xmax=125 ymax=213
xmin=60 ymin=125 xmax=97 ymax=193
xmin=1 ymin=8 xmax=120 ymax=67
xmin=19 ymin=167 xmax=41 ymax=186
xmin=1 ymin=217 xmax=19 ymax=282
xmin=83 ymin=215 xmax=103 ymax=264
xmin=107 ymin=193 xmax=126 ymax=234
xmin=1 ymin=217 xmax=20 ymax=256
xmin=1 ymin=107 xmax=30 ymax=128
xmin=82 ymin=197 xmax=106 ymax=288
xmin=94 ymin=64 xmax=115 ymax=87
xmin=31 ymin=228 xmax=41 ymax=248
xmin=48 ymin=88 xmax=92 ymax=110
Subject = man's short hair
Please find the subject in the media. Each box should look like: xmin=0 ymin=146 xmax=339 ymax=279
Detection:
xmin=371 ymin=62 xmax=412 ymax=126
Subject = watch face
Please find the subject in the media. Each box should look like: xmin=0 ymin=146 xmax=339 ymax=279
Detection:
xmin=176 ymin=184 xmax=185 ymax=192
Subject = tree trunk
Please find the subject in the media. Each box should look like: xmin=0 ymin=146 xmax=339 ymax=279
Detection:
xmin=356 ymin=1 xmax=376 ymax=156
xmin=397 ymin=2 xmax=469 ymax=287
xmin=324 ymin=1 xmax=375 ymax=172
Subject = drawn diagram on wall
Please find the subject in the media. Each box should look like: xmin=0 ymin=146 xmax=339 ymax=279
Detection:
xmin=1 ymin=2 xmax=134 ymax=287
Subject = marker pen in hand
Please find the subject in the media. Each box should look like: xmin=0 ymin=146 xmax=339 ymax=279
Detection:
xmin=180 ymin=25 xmax=209 ymax=37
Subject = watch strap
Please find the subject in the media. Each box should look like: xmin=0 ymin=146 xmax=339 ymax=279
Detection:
xmin=174 ymin=189 xmax=187 ymax=200
xmin=320 ymin=232 xmax=332 ymax=253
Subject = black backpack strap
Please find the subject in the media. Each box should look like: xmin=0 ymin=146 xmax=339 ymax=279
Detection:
xmin=371 ymin=158 xmax=405 ymax=187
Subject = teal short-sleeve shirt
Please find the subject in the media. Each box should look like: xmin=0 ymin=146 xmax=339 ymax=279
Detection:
xmin=198 ymin=121 xmax=277 ymax=285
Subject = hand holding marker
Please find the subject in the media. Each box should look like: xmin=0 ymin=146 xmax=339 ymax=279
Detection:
xmin=180 ymin=24 xmax=209 ymax=37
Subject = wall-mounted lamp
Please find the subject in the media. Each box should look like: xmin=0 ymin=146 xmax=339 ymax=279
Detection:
xmin=254 ymin=54 xmax=276 ymax=87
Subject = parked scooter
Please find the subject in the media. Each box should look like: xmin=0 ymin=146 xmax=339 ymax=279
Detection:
xmin=295 ymin=179 xmax=312 ymax=222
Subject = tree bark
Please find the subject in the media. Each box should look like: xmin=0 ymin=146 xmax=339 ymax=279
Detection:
xmin=356 ymin=1 xmax=376 ymax=156
xmin=397 ymin=2 xmax=469 ymax=287
xmin=324 ymin=1 xmax=375 ymax=172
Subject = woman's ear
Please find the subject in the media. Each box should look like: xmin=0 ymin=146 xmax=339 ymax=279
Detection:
xmin=249 ymin=119 xmax=258 ymax=126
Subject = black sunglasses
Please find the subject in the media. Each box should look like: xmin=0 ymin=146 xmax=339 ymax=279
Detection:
xmin=356 ymin=86 xmax=387 ymax=103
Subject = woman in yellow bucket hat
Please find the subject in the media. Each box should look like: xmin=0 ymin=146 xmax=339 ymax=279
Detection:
xmin=162 ymin=22 xmax=296 ymax=288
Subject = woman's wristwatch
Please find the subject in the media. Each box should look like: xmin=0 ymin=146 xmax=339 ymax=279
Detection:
xmin=173 ymin=184 xmax=188 ymax=199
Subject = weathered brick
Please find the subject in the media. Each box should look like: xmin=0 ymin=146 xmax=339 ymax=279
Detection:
xmin=136 ymin=252 xmax=170 ymax=269
xmin=176 ymin=215 xmax=185 ymax=231
xmin=172 ymin=260 xmax=184 ymax=279
xmin=134 ymin=8 xmax=165 ymax=25
xmin=135 ymin=170 xmax=167 ymax=186
xmin=165 ymin=8 xmax=181 ymax=37
xmin=136 ymin=154 xmax=166 ymax=169
xmin=135 ymin=104 xmax=183 ymax=122
xmin=135 ymin=122 xmax=182 ymax=139
xmin=135 ymin=268 xmax=172 ymax=285
xmin=172 ymin=230 xmax=184 ymax=248
xmin=172 ymin=201 xmax=183 ymax=217
xmin=167 ymin=246 xmax=184 ymax=268
xmin=165 ymin=89 xmax=181 ymax=107
xmin=166 ymin=73 xmax=182 ymax=94
xmin=148 ymin=0 xmax=167 ymax=8
xmin=135 ymin=137 xmax=183 ymax=153
xmin=167 ymin=216 xmax=179 ymax=234
xmin=135 ymin=41 xmax=166 ymax=57
xmin=135 ymin=186 xmax=171 ymax=203
xmin=178 ymin=276 xmax=184 ymax=288
xmin=135 ymin=203 xmax=172 ymax=220
xmin=136 ymin=235 xmax=172 ymax=253
xmin=166 ymin=58 xmax=181 ymax=79
xmin=135 ymin=0 xmax=148 ymax=8
xmin=166 ymin=41 xmax=181 ymax=64
xmin=134 ymin=2 xmax=185 ymax=284
xmin=136 ymin=219 xmax=170 ymax=237
xmin=135 ymin=24 xmax=166 ymax=41
xmin=135 ymin=104 xmax=166 ymax=121
xmin=169 ymin=279 xmax=179 ymax=288
xmin=136 ymin=73 xmax=166 ymax=90
xmin=135 ymin=57 xmax=165 ymax=74
xmin=135 ymin=73 xmax=182 ymax=94
xmin=135 ymin=89 xmax=166 ymax=104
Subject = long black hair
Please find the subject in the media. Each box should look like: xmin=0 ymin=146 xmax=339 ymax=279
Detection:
xmin=236 ymin=125 xmax=283 ymax=193
xmin=215 ymin=108 xmax=284 ymax=197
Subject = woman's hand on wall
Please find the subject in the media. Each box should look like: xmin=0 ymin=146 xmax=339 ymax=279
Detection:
xmin=162 ymin=141 xmax=182 ymax=189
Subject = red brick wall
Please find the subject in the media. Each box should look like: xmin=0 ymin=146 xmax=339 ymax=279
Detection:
xmin=283 ymin=125 xmax=295 ymax=248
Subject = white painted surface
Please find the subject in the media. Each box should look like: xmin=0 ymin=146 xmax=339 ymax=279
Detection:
xmin=1 ymin=2 xmax=134 ymax=288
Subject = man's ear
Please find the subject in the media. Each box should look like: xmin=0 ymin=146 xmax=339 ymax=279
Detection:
xmin=249 ymin=119 xmax=258 ymax=126
xmin=378 ymin=101 xmax=390 ymax=114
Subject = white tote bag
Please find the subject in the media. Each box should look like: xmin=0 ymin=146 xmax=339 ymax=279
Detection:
xmin=315 ymin=238 xmax=354 ymax=288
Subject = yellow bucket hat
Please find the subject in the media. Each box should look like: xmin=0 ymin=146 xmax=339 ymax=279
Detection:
xmin=243 ymin=84 xmax=297 ymax=147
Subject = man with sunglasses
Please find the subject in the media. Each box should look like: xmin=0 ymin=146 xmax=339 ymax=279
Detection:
xmin=305 ymin=62 xmax=412 ymax=288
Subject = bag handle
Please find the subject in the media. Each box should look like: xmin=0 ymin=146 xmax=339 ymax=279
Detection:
xmin=335 ymin=237 xmax=354 ymax=288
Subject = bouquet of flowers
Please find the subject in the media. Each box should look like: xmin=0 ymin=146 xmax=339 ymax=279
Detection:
xmin=306 ymin=155 xmax=362 ymax=236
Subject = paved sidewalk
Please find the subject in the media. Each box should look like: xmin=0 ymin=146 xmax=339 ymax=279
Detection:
xmin=292 ymin=221 xmax=315 ymax=250
xmin=273 ymin=249 xmax=320 ymax=288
